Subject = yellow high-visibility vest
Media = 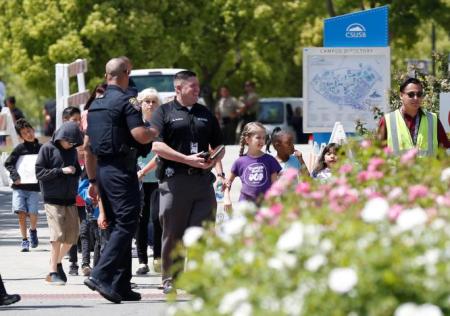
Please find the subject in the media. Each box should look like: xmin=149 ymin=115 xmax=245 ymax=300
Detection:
xmin=385 ymin=109 xmax=438 ymax=156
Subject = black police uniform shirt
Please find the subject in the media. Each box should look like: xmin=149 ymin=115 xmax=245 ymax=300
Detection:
xmin=87 ymin=85 xmax=144 ymax=157
xmin=150 ymin=98 xmax=223 ymax=170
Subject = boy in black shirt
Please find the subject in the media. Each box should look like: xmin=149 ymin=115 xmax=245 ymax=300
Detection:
xmin=4 ymin=119 xmax=42 ymax=252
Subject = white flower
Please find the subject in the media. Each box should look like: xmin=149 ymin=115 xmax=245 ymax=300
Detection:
xmin=394 ymin=303 xmax=418 ymax=316
xmin=328 ymin=267 xmax=358 ymax=294
xmin=192 ymin=298 xmax=204 ymax=311
xmin=203 ymin=251 xmax=223 ymax=269
xmin=268 ymin=257 xmax=284 ymax=270
xmin=360 ymin=198 xmax=389 ymax=223
xmin=388 ymin=187 xmax=403 ymax=200
xmin=394 ymin=303 xmax=443 ymax=316
xmin=186 ymin=260 xmax=198 ymax=271
xmin=417 ymin=304 xmax=443 ymax=316
xmin=431 ymin=218 xmax=446 ymax=230
xmin=441 ymin=167 xmax=450 ymax=182
xmin=396 ymin=207 xmax=428 ymax=232
xmin=276 ymin=222 xmax=304 ymax=252
xmin=182 ymin=226 xmax=204 ymax=247
xmin=232 ymin=302 xmax=252 ymax=316
xmin=424 ymin=249 xmax=440 ymax=266
xmin=304 ymin=254 xmax=327 ymax=272
xmin=233 ymin=200 xmax=257 ymax=217
xmin=319 ymin=239 xmax=334 ymax=253
xmin=218 ymin=288 xmax=249 ymax=314
xmin=240 ymin=250 xmax=255 ymax=264
xmin=223 ymin=216 xmax=247 ymax=236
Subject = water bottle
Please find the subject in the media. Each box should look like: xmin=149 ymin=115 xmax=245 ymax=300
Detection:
xmin=215 ymin=180 xmax=224 ymax=201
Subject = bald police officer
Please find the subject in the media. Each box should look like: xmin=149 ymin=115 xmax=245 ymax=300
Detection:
xmin=151 ymin=70 xmax=224 ymax=294
xmin=83 ymin=57 xmax=157 ymax=303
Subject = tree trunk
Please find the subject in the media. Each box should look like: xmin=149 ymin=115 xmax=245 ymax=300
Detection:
xmin=326 ymin=0 xmax=336 ymax=16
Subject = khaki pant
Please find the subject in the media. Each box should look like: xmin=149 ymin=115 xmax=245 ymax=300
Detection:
xmin=44 ymin=204 xmax=80 ymax=244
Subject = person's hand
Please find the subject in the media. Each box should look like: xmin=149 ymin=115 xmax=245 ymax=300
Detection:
xmin=88 ymin=184 xmax=98 ymax=204
xmin=62 ymin=166 xmax=76 ymax=174
xmin=13 ymin=179 xmax=21 ymax=185
xmin=185 ymin=153 xmax=216 ymax=169
xmin=294 ymin=150 xmax=305 ymax=163
xmin=223 ymin=200 xmax=232 ymax=213
xmin=137 ymin=170 xmax=145 ymax=180
xmin=97 ymin=211 xmax=109 ymax=230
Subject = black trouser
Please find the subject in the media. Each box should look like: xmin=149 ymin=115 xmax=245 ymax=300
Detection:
xmin=0 ymin=275 xmax=6 ymax=295
xmin=150 ymin=188 xmax=162 ymax=259
xmin=136 ymin=182 xmax=158 ymax=264
xmin=159 ymin=172 xmax=216 ymax=283
xmin=69 ymin=206 xmax=90 ymax=266
xmin=90 ymin=160 xmax=139 ymax=297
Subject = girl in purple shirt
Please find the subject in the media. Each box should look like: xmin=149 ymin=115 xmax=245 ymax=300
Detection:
xmin=224 ymin=122 xmax=281 ymax=210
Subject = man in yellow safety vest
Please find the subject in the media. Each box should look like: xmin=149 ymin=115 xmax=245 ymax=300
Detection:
xmin=378 ymin=77 xmax=449 ymax=155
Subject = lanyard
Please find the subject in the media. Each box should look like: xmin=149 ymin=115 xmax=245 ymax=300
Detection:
xmin=412 ymin=114 xmax=420 ymax=146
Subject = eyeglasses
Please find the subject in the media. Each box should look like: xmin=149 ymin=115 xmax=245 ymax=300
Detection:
xmin=405 ymin=91 xmax=424 ymax=98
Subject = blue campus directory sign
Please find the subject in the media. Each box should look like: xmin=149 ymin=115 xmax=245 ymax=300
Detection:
xmin=324 ymin=5 xmax=389 ymax=47
xmin=312 ymin=5 xmax=389 ymax=144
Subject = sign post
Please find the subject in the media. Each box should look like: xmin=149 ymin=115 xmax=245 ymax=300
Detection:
xmin=309 ymin=5 xmax=390 ymax=144
xmin=55 ymin=59 xmax=90 ymax=129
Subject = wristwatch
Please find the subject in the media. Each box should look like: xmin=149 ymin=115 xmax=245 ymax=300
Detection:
xmin=217 ymin=172 xmax=226 ymax=178
xmin=88 ymin=178 xmax=97 ymax=184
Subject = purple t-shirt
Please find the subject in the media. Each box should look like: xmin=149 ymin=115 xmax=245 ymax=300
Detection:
xmin=231 ymin=153 xmax=282 ymax=202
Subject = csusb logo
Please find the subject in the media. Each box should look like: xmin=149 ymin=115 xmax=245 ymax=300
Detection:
xmin=345 ymin=23 xmax=367 ymax=38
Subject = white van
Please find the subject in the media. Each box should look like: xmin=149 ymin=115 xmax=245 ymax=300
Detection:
xmin=258 ymin=97 xmax=303 ymax=142
xmin=129 ymin=68 xmax=185 ymax=103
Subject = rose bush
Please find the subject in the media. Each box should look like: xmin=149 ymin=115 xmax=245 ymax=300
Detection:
xmin=171 ymin=141 xmax=450 ymax=316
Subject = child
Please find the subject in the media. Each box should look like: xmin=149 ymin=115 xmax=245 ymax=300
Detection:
xmin=4 ymin=119 xmax=42 ymax=252
xmin=224 ymin=122 xmax=281 ymax=210
xmin=78 ymin=168 xmax=104 ymax=271
xmin=267 ymin=127 xmax=308 ymax=180
xmin=61 ymin=107 xmax=90 ymax=276
xmin=35 ymin=121 xmax=83 ymax=285
xmin=136 ymin=88 xmax=162 ymax=274
xmin=62 ymin=106 xmax=81 ymax=125
xmin=311 ymin=143 xmax=339 ymax=181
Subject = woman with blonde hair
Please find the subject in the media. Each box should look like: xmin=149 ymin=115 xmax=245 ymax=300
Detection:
xmin=135 ymin=88 xmax=163 ymax=274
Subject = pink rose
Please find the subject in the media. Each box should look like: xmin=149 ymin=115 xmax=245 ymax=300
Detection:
xmin=383 ymin=146 xmax=393 ymax=155
xmin=388 ymin=204 xmax=403 ymax=220
xmin=339 ymin=164 xmax=353 ymax=174
xmin=282 ymin=168 xmax=299 ymax=182
xmin=408 ymin=185 xmax=429 ymax=201
xmin=368 ymin=158 xmax=384 ymax=171
xmin=400 ymin=148 xmax=419 ymax=164
xmin=361 ymin=140 xmax=372 ymax=148
xmin=295 ymin=182 xmax=311 ymax=195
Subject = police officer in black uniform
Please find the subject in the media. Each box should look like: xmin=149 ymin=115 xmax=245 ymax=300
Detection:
xmin=151 ymin=70 xmax=224 ymax=294
xmin=83 ymin=57 xmax=157 ymax=303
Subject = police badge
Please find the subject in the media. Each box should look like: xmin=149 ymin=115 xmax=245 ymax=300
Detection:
xmin=129 ymin=97 xmax=141 ymax=111
xmin=165 ymin=167 xmax=175 ymax=178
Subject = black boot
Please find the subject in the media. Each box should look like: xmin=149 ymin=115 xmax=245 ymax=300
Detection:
xmin=0 ymin=275 xmax=21 ymax=306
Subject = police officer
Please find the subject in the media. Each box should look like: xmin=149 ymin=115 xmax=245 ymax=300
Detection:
xmin=83 ymin=57 xmax=157 ymax=303
xmin=151 ymin=70 xmax=224 ymax=294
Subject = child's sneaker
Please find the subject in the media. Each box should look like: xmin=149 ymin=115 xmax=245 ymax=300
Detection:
xmin=57 ymin=263 xmax=68 ymax=282
xmin=20 ymin=240 xmax=30 ymax=252
xmin=29 ymin=229 xmax=38 ymax=248
xmin=81 ymin=264 xmax=92 ymax=276
xmin=136 ymin=264 xmax=149 ymax=275
xmin=68 ymin=263 xmax=78 ymax=276
xmin=45 ymin=272 xmax=65 ymax=285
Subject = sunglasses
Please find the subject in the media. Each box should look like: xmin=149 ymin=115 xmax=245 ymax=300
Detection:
xmin=405 ymin=91 xmax=424 ymax=98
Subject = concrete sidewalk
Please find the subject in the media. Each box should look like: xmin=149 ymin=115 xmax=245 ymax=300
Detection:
xmin=0 ymin=186 xmax=183 ymax=315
